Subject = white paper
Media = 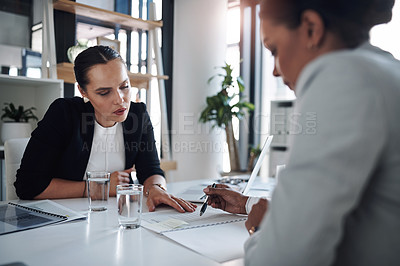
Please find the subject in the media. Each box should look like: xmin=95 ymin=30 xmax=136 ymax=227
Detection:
xmin=164 ymin=220 xmax=249 ymax=263
xmin=141 ymin=207 xmax=246 ymax=233
xmin=141 ymin=207 xmax=249 ymax=262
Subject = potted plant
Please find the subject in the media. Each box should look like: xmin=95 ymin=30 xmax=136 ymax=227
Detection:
xmin=1 ymin=103 xmax=38 ymax=143
xmin=247 ymin=144 xmax=262 ymax=172
xmin=199 ymin=63 xmax=254 ymax=172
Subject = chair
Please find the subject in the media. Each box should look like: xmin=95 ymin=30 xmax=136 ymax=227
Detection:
xmin=4 ymin=138 xmax=29 ymax=200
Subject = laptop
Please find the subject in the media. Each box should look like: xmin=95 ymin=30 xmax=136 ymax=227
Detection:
xmin=177 ymin=135 xmax=273 ymax=202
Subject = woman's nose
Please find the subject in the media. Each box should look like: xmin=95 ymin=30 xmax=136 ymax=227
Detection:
xmin=114 ymin=89 xmax=124 ymax=104
xmin=273 ymin=64 xmax=280 ymax=77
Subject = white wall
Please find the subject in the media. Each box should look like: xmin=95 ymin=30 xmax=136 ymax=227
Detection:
xmin=172 ymin=0 xmax=228 ymax=181
xmin=0 ymin=11 xmax=30 ymax=48
xmin=77 ymin=0 xmax=114 ymax=11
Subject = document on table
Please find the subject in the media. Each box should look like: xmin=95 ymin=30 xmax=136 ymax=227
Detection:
xmin=142 ymin=207 xmax=246 ymax=233
xmin=141 ymin=207 xmax=249 ymax=262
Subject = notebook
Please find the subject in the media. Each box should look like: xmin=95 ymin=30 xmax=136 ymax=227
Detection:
xmin=176 ymin=135 xmax=273 ymax=202
xmin=0 ymin=200 xmax=86 ymax=235
xmin=0 ymin=202 xmax=67 ymax=235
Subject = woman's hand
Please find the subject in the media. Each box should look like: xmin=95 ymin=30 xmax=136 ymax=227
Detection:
xmin=109 ymin=168 xmax=133 ymax=196
xmin=146 ymin=184 xmax=197 ymax=213
xmin=203 ymin=184 xmax=248 ymax=214
xmin=245 ymin=198 xmax=269 ymax=233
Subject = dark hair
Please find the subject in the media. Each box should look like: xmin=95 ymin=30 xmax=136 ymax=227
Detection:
xmin=259 ymin=0 xmax=394 ymax=48
xmin=74 ymin=45 xmax=125 ymax=91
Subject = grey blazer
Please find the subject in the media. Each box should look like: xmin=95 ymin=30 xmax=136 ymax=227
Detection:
xmin=245 ymin=43 xmax=400 ymax=266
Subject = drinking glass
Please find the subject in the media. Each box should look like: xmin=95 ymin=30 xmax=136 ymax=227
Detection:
xmin=117 ymin=184 xmax=143 ymax=229
xmin=86 ymin=171 xmax=110 ymax=211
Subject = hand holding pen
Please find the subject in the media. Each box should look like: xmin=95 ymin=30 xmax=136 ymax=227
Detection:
xmin=202 ymin=183 xmax=249 ymax=215
xmin=200 ymin=183 xmax=216 ymax=216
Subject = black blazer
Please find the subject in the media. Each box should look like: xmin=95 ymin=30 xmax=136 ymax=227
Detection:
xmin=15 ymin=97 xmax=164 ymax=199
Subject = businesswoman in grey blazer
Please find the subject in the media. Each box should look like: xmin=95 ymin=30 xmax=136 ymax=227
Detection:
xmin=204 ymin=0 xmax=400 ymax=265
xmin=15 ymin=46 xmax=196 ymax=213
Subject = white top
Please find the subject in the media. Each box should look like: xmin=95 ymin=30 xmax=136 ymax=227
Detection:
xmin=245 ymin=197 xmax=261 ymax=215
xmin=244 ymin=43 xmax=400 ymax=266
xmin=84 ymin=121 xmax=125 ymax=178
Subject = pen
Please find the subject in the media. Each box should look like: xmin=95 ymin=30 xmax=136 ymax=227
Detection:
xmin=200 ymin=183 xmax=216 ymax=216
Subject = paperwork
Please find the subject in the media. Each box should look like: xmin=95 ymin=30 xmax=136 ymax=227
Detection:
xmin=142 ymin=207 xmax=246 ymax=233
xmin=141 ymin=207 xmax=249 ymax=262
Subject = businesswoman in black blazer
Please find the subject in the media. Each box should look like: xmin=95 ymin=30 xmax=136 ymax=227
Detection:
xmin=14 ymin=46 xmax=196 ymax=213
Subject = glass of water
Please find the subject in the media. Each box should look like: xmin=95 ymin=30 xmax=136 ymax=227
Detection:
xmin=86 ymin=171 xmax=111 ymax=211
xmin=116 ymin=184 xmax=143 ymax=229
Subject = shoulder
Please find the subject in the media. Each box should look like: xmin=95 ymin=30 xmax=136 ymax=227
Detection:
xmin=297 ymin=45 xmax=400 ymax=97
xmin=38 ymin=97 xmax=94 ymax=130
xmin=128 ymin=102 xmax=147 ymax=114
xmin=46 ymin=97 xmax=93 ymax=118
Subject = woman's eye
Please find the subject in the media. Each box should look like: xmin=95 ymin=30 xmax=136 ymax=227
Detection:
xmin=98 ymin=91 xmax=110 ymax=96
xmin=121 ymin=85 xmax=129 ymax=90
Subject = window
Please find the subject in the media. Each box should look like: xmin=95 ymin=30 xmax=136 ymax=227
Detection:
xmin=223 ymin=4 xmax=242 ymax=172
xmin=370 ymin=1 xmax=400 ymax=59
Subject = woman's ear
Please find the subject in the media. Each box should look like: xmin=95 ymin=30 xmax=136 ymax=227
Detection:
xmin=300 ymin=10 xmax=326 ymax=49
xmin=77 ymin=85 xmax=90 ymax=103
xmin=77 ymin=85 xmax=86 ymax=98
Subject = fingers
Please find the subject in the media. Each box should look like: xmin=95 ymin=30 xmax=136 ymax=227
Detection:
xmin=123 ymin=167 xmax=134 ymax=174
xmin=147 ymin=191 xmax=196 ymax=213
xmin=203 ymin=186 xmax=237 ymax=197
xmin=171 ymin=196 xmax=196 ymax=212
xmin=147 ymin=197 xmax=156 ymax=212
xmin=214 ymin=184 xmax=230 ymax=189
xmin=159 ymin=196 xmax=186 ymax=213
xmin=117 ymin=175 xmax=130 ymax=184
xmin=208 ymin=196 xmax=225 ymax=211
xmin=111 ymin=170 xmax=131 ymax=185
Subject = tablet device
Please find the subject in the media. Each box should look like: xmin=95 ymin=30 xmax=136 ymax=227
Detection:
xmin=241 ymin=135 xmax=273 ymax=195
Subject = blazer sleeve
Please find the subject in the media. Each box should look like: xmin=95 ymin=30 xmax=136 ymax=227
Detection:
xmin=14 ymin=99 xmax=73 ymax=199
xmin=133 ymin=104 xmax=164 ymax=184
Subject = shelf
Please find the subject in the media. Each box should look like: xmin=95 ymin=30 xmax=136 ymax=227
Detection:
xmin=160 ymin=160 xmax=177 ymax=172
xmin=57 ymin=63 xmax=168 ymax=90
xmin=131 ymin=160 xmax=177 ymax=172
xmin=53 ymin=0 xmax=162 ymax=31
xmin=0 ymin=74 xmax=63 ymax=87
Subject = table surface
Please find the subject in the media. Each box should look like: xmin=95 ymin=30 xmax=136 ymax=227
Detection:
xmin=0 ymin=178 xmax=273 ymax=266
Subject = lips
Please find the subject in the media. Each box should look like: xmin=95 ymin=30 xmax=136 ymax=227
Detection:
xmin=113 ymin=108 xmax=126 ymax=116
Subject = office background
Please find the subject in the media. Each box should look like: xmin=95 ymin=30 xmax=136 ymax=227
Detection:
xmin=0 ymin=0 xmax=399 ymax=200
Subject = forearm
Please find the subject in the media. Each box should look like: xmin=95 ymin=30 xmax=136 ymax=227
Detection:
xmin=143 ymin=174 xmax=166 ymax=194
xmin=34 ymin=178 xmax=86 ymax=199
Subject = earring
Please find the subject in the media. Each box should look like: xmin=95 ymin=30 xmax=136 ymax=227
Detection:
xmin=83 ymin=97 xmax=89 ymax=103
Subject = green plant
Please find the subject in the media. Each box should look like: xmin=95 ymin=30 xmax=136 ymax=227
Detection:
xmin=199 ymin=63 xmax=254 ymax=128
xmin=199 ymin=63 xmax=254 ymax=171
xmin=247 ymin=145 xmax=262 ymax=172
xmin=1 ymin=103 xmax=38 ymax=122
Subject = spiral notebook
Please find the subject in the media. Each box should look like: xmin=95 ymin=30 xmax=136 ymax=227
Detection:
xmin=141 ymin=207 xmax=246 ymax=234
xmin=0 ymin=202 xmax=68 ymax=235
